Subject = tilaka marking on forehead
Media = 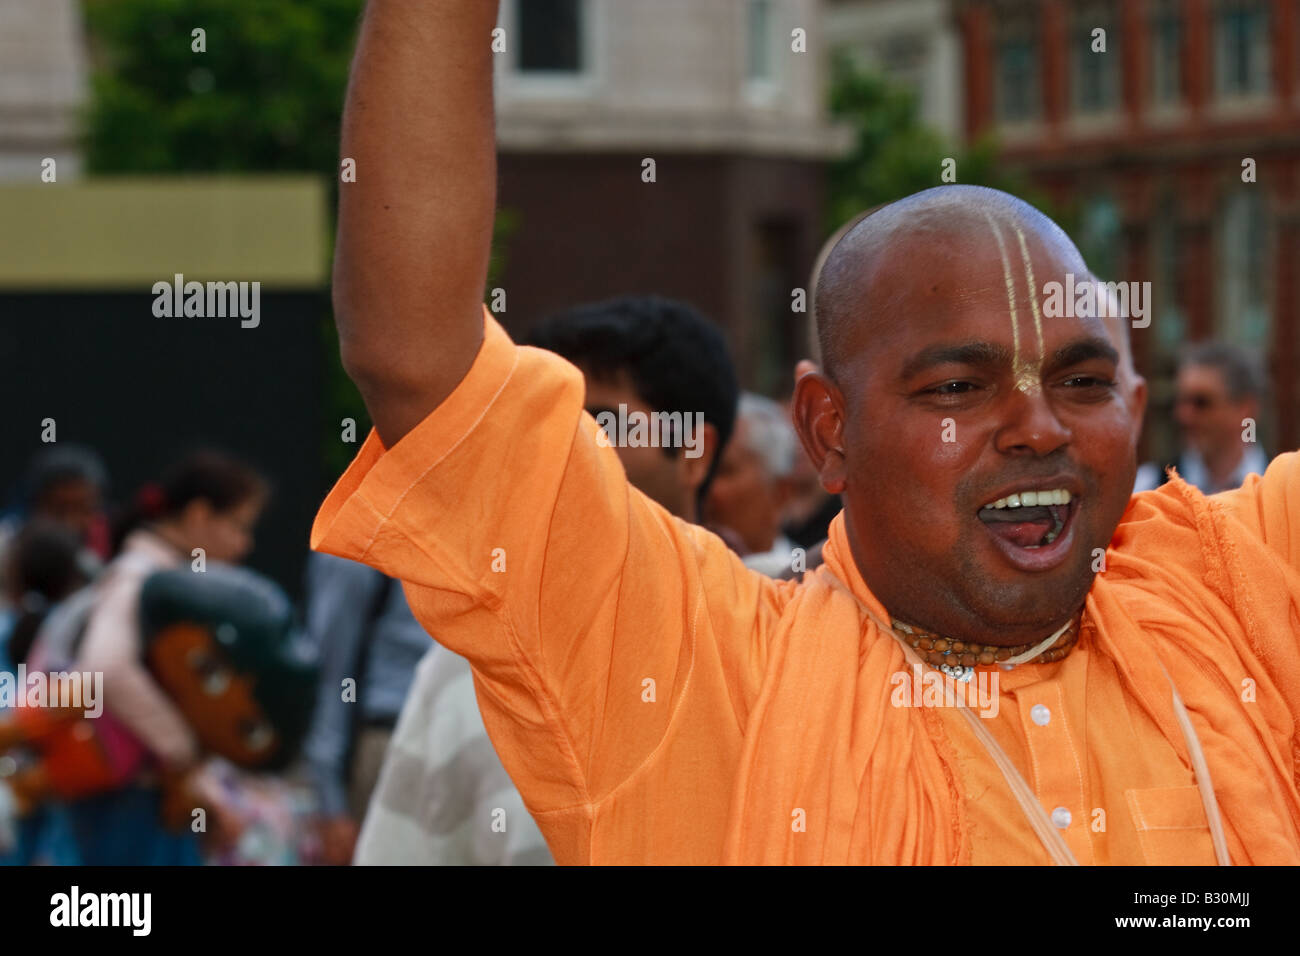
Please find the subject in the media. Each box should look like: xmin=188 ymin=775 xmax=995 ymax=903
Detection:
xmin=980 ymin=209 xmax=1040 ymax=394
xmin=1014 ymin=225 xmax=1046 ymax=393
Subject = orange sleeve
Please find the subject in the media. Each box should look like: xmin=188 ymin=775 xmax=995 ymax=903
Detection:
xmin=1216 ymin=451 xmax=1300 ymax=571
xmin=310 ymin=308 xmax=775 ymax=829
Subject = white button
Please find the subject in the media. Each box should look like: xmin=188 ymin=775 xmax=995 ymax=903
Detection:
xmin=1000 ymin=663 xmax=1016 ymax=672
xmin=1031 ymin=704 xmax=1051 ymax=726
xmin=1051 ymin=807 xmax=1072 ymax=829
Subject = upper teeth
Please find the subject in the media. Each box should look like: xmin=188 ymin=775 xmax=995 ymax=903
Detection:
xmin=984 ymin=489 xmax=1072 ymax=509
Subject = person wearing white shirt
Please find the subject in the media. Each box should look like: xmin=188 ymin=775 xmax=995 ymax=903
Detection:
xmin=1134 ymin=342 xmax=1268 ymax=495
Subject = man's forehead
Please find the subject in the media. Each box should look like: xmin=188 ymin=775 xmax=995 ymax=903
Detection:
xmin=581 ymin=367 xmax=649 ymax=409
xmin=877 ymin=217 xmax=1075 ymax=288
xmin=846 ymin=284 xmax=1120 ymax=382
xmin=1179 ymin=364 xmax=1229 ymax=390
xmin=816 ymin=188 xmax=1133 ymax=387
xmin=883 ymin=315 xmax=1116 ymax=372
xmin=854 ymin=258 xmax=1099 ymax=340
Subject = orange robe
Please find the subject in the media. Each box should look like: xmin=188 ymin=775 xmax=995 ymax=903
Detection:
xmin=312 ymin=310 xmax=1300 ymax=864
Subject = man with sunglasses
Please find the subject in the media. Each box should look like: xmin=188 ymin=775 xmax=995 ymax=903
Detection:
xmin=1135 ymin=342 xmax=1268 ymax=494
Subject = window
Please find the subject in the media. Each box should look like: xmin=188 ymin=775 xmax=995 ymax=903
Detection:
xmin=995 ymin=20 xmax=1041 ymax=124
xmin=877 ymin=33 xmax=929 ymax=107
xmin=1071 ymin=2 xmax=1120 ymax=115
xmin=1147 ymin=192 xmax=1187 ymax=464
xmin=1078 ymin=194 xmax=1121 ymax=280
xmin=751 ymin=219 xmax=802 ymax=396
xmin=1218 ymin=190 xmax=1270 ymax=349
xmin=747 ymin=0 xmax=776 ymax=85
xmin=1148 ymin=0 xmax=1183 ymax=106
xmin=1213 ymin=0 xmax=1270 ymax=98
xmin=1151 ymin=193 xmax=1185 ymax=355
xmin=500 ymin=0 xmax=596 ymax=97
xmin=517 ymin=0 xmax=583 ymax=74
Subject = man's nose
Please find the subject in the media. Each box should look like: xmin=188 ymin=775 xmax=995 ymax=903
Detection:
xmin=993 ymin=387 xmax=1072 ymax=456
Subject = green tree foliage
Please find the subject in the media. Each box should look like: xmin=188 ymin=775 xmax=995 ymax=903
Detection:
xmin=83 ymin=0 xmax=362 ymax=173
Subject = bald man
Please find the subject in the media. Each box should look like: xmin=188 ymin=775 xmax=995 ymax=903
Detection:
xmin=313 ymin=1 xmax=1300 ymax=864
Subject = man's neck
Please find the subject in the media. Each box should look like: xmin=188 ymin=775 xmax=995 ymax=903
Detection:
xmin=680 ymin=497 xmax=699 ymax=525
xmin=890 ymin=604 xmax=1082 ymax=650
xmin=1199 ymin=442 xmax=1245 ymax=489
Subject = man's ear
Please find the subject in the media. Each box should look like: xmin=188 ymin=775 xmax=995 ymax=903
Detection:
xmin=679 ymin=422 xmax=719 ymax=498
xmin=792 ymin=368 xmax=847 ymax=495
xmin=1128 ymin=372 xmax=1149 ymax=447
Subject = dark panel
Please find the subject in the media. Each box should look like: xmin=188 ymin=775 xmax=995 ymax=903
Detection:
xmin=496 ymin=152 xmax=733 ymax=336
xmin=0 ymin=290 xmax=326 ymax=599
xmin=726 ymin=155 xmax=826 ymax=392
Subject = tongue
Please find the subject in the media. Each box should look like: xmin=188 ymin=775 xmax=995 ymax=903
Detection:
xmin=979 ymin=504 xmax=1054 ymax=549
xmin=984 ymin=519 xmax=1052 ymax=548
xmin=980 ymin=504 xmax=1054 ymax=523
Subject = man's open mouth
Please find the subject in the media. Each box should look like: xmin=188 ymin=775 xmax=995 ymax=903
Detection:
xmin=977 ymin=489 xmax=1075 ymax=550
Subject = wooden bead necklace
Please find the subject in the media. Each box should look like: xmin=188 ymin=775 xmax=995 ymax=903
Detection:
xmin=892 ymin=612 xmax=1082 ymax=682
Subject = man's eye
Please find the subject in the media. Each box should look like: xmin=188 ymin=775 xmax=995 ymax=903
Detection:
xmin=1062 ymin=376 xmax=1117 ymax=389
xmin=928 ymin=381 xmax=978 ymax=396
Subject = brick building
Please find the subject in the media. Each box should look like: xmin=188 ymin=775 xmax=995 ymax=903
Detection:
xmin=956 ymin=0 xmax=1300 ymax=457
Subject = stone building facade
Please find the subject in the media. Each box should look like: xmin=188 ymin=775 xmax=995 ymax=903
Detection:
xmin=493 ymin=0 xmax=850 ymax=393
xmin=0 ymin=0 xmax=87 ymax=181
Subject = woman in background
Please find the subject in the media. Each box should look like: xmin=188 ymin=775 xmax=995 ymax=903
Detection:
xmin=67 ymin=449 xmax=267 ymax=865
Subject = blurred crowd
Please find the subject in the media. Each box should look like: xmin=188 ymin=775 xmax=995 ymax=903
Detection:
xmin=0 ymin=293 xmax=1268 ymax=866
xmin=0 ymin=445 xmax=321 ymax=865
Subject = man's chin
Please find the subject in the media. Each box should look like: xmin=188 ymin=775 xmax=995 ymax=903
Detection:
xmin=958 ymin=565 xmax=1096 ymax=641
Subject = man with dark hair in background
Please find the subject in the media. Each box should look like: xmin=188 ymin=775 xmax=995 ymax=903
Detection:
xmin=1135 ymin=342 xmax=1268 ymax=494
xmin=526 ymin=295 xmax=738 ymax=521
xmin=352 ymin=294 xmax=739 ymax=864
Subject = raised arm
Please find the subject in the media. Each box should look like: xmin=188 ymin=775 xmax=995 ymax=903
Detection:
xmin=312 ymin=3 xmax=773 ymax=863
xmin=334 ymin=0 xmax=500 ymax=446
